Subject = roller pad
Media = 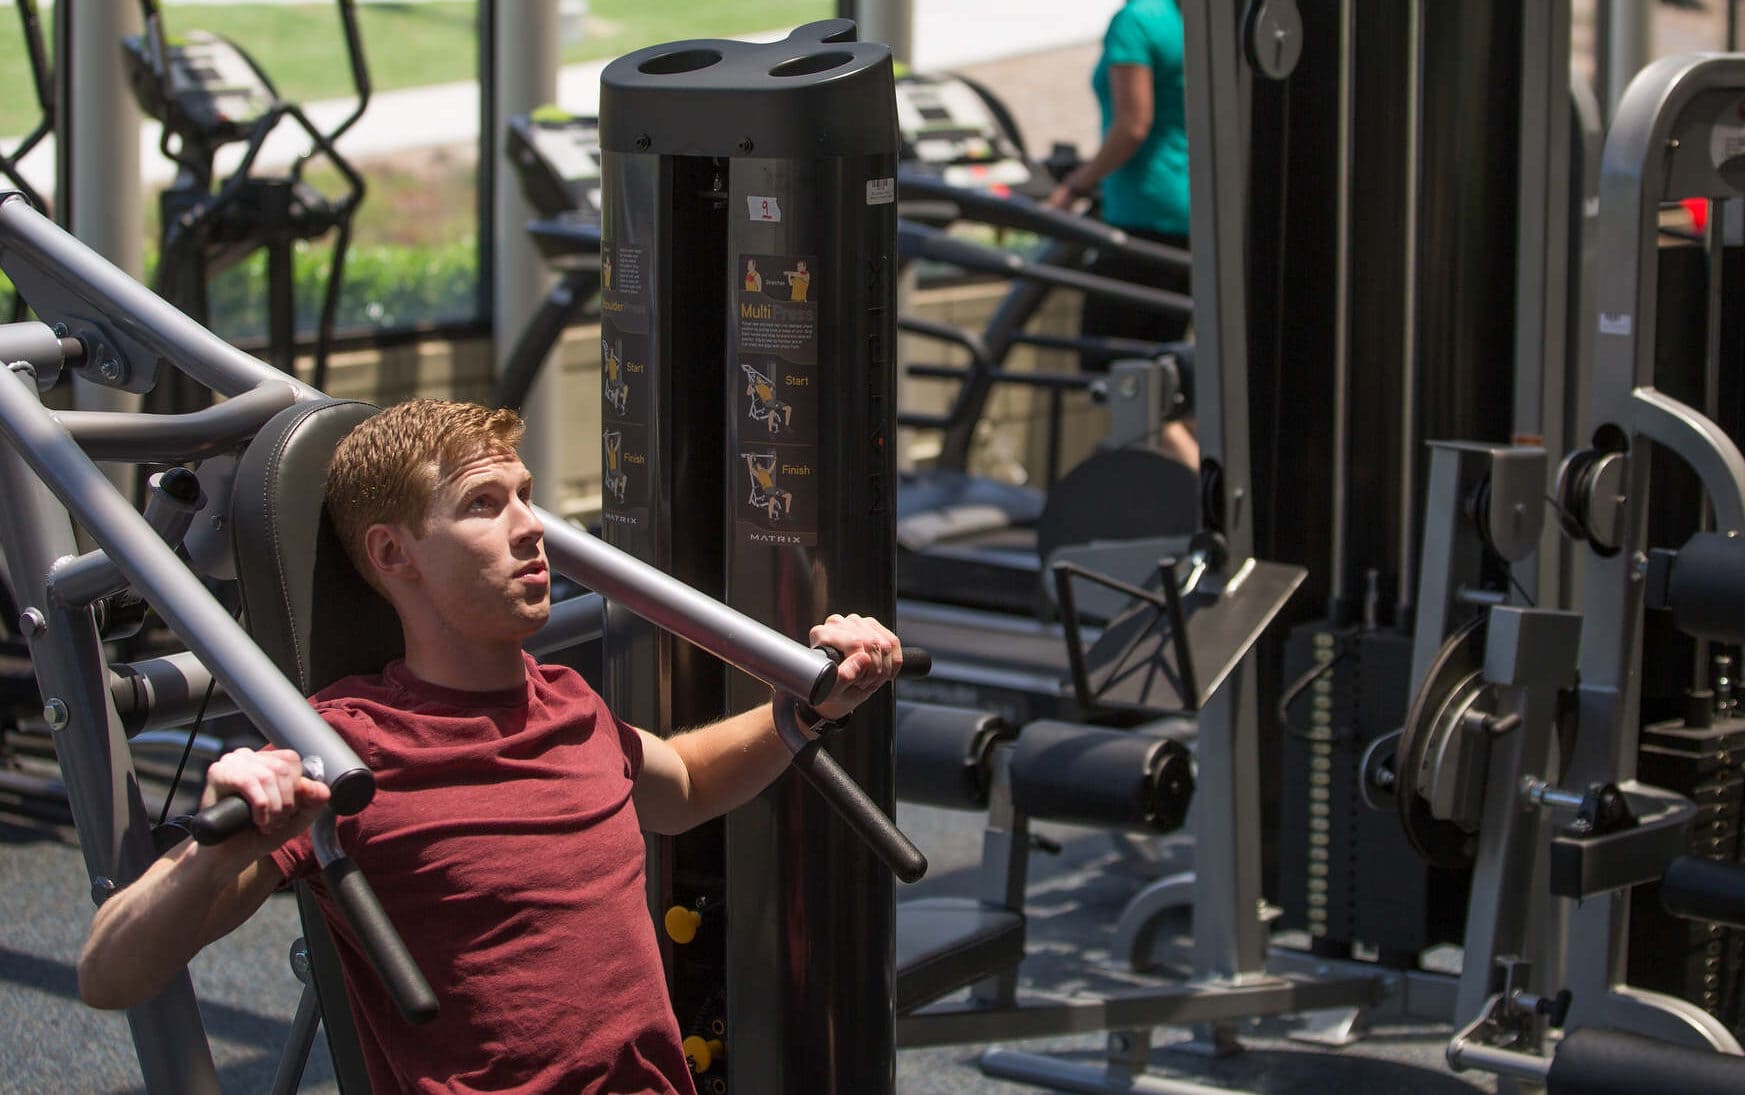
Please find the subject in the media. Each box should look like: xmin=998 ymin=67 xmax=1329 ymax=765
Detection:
xmin=894 ymin=701 xmax=1013 ymax=811
xmin=1009 ymin=720 xmax=1195 ymax=833
xmin=1662 ymin=855 xmax=1745 ymax=931
xmin=1547 ymin=1027 xmax=1745 ymax=1095
xmin=1668 ymin=532 xmax=1745 ymax=644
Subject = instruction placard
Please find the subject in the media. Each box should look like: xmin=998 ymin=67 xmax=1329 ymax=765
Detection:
xmin=600 ymin=241 xmax=652 ymax=530
xmin=734 ymin=253 xmax=819 ymax=546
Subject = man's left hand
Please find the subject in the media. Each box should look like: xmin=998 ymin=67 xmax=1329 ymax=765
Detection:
xmin=810 ymin=613 xmax=902 ymax=722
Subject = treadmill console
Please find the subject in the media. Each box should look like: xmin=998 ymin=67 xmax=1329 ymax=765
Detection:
xmin=896 ymin=72 xmax=1041 ymax=194
xmin=506 ymin=107 xmax=605 ymax=222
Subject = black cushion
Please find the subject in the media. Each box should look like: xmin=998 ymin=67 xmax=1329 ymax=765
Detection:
xmin=229 ymin=398 xmax=395 ymax=1095
xmin=896 ymin=896 xmax=1025 ymax=1014
xmin=231 ymin=399 xmax=402 ymax=695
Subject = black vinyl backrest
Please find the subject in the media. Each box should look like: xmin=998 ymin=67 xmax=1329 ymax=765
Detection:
xmin=229 ymin=398 xmax=393 ymax=1095
xmin=231 ymin=399 xmax=403 ymax=695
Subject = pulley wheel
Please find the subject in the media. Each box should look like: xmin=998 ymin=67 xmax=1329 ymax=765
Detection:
xmin=1395 ymin=615 xmax=1489 ymax=869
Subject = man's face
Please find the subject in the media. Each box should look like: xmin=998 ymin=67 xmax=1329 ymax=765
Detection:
xmin=398 ymin=452 xmax=550 ymax=643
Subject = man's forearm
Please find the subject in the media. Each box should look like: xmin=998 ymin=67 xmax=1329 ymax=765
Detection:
xmin=78 ymin=840 xmax=268 ymax=1010
xmin=665 ymin=702 xmax=798 ymax=827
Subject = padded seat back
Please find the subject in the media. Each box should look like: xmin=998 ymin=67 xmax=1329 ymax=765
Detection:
xmin=230 ymin=398 xmax=397 ymax=1095
xmin=232 ymin=399 xmax=401 ymax=695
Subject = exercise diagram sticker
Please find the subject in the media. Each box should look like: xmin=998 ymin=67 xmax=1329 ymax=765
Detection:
xmin=600 ymin=239 xmax=653 ymax=529
xmin=735 ymin=253 xmax=820 ymax=546
xmin=739 ymin=450 xmax=818 ymax=546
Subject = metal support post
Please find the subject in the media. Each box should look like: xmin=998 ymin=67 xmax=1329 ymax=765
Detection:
xmin=492 ymin=0 xmax=562 ymax=505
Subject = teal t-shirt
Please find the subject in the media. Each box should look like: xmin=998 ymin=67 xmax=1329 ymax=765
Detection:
xmin=1091 ymin=0 xmax=1189 ymax=234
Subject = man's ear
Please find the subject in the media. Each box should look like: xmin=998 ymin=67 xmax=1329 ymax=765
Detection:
xmin=363 ymin=523 xmax=418 ymax=586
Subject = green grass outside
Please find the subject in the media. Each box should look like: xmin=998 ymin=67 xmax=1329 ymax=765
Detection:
xmin=0 ymin=1 xmax=830 ymax=136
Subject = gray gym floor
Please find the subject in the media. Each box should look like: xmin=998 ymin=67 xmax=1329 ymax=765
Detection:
xmin=0 ymin=793 xmax=1494 ymax=1094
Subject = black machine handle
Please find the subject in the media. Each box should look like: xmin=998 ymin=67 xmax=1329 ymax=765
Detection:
xmin=778 ymin=646 xmax=932 ymax=884
xmin=322 ymin=856 xmax=439 ymax=1024
xmin=189 ymin=794 xmax=254 ymax=845
xmin=191 ymin=751 xmax=371 ymax=844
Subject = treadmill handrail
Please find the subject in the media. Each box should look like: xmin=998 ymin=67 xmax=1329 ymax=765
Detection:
xmin=898 ymin=169 xmax=1190 ymax=273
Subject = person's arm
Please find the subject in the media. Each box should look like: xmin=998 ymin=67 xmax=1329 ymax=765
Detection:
xmin=1048 ymin=63 xmax=1154 ymax=209
xmin=632 ymin=613 xmax=900 ymax=834
xmin=77 ymin=748 xmax=329 ymax=1010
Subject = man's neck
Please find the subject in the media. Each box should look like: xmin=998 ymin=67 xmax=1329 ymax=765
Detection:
xmin=400 ymin=635 xmax=528 ymax=693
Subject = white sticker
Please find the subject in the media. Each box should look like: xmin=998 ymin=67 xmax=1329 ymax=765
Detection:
xmin=748 ymin=196 xmax=783 ymax=222
xmin=1599 ymin=312 xmax=1632 ymax=337
xmin=1712 ymin=120 xmax=1745 ymax=171
xmin=866 ymin=177 xmax=896 ymax=205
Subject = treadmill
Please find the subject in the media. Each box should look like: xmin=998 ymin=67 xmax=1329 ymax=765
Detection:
xmin=892 ymin=71 xmax=1198 ymax=620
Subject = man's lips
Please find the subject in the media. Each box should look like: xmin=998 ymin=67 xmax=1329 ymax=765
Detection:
xmin=515 ymin=561 xmax=548 ymax=581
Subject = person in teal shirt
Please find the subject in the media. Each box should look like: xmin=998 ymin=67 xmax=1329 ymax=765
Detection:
xmin=1047 ymin=0 xmax=1196 ymax=467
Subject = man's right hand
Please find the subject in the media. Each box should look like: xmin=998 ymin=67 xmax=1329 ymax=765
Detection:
xmin=79 ymin=747 xmax=329 ymax=1010
xmin=201 ymin=747 xmax=331 ymax=858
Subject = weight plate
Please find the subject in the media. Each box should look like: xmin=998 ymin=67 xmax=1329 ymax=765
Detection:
xmin=1395 ymin=614 xmax=1487 ymax=869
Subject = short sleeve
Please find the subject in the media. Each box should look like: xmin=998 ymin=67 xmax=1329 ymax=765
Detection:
xmin=269 ymin=831 xmax=316 ymax=884
xmin=614 ymin=712 xmax=645 ymax=780
xmin=1103 ymin=6 xmax=1156 ymax=68
xmin=265 ymin=704 xmax=374 ymax=884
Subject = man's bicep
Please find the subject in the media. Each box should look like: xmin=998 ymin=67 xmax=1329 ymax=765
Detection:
xmin=631 ymin=729 xmax=693 ymax=835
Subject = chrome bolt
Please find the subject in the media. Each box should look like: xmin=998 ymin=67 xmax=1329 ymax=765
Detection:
xmin=91 ymin=877 xmax=116 ymax=906
xmin=18 ymin=608 xmax=45 ymax=636
xmin=42 ymin=698 xmax=69 ymax=730
xmin=97 ymin=358 xmax=122 ymax=384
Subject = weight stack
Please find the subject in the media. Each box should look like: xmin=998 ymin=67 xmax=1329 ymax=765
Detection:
xmin=1279 ymin=622 xmax=1468 ymax=958
xmin=599 ymin=21 xmax=900 ymax=1095
xmin=1632 ymin=716 xmax=1745 ymax=1033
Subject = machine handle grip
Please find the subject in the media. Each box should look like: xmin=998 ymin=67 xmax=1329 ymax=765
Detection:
xmin=901 ymin=646 xmax=932 ymax=677
xmin=775 ymin=644 xmax=931 ymax=883
xmin=815 ymin=644 xmax=931 ymax=679
xmin=790 ymin=738 xmax=929 ymax=884
xmin=191 ymin=762 xmax=377 ymax=845
xmin=190 ymin=795 xmax=254 ymax=845
xmin=321 ymin=856 xmax=440 ymax=1024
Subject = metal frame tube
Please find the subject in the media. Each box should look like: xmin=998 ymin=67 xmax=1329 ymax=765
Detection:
xmin=0 ymin=365 xmax=220 ymax=1093
xmin=0 ymin=196 xmax=320 ymax=401
xmin=540 ymin=516 xmax=835 ymax=703
xmin=1328 ymin=0 xmax=1354 ymax=611
xmin=0 ymin=370 xmax=372 ymax=807
xmin=55 ymin=381 xmax=299 ymax=462
xmin=1396 ymin=0 xmax=1423 ymax=622
xmin=110 ymin=651 xmax=234 ymax=737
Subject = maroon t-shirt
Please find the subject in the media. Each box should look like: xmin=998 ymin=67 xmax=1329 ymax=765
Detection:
xmin=271 ymin=654 xmax=695 ymax=1095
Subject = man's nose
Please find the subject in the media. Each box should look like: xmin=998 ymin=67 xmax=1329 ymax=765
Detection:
xmin=511 ymin=496 xmax=544 ymax=542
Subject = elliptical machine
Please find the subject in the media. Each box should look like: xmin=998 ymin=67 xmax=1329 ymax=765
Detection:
xmin=123 ymin=0 xmax=369 ymax=411
xmin=493 ymin=106 xmax=604 ymax=412
xmin=1 ymin=0 xmax=53 ymax=321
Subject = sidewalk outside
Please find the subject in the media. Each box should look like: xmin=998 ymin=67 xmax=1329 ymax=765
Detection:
xmin=6 ymin=2 xmax=1120 ymax=196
